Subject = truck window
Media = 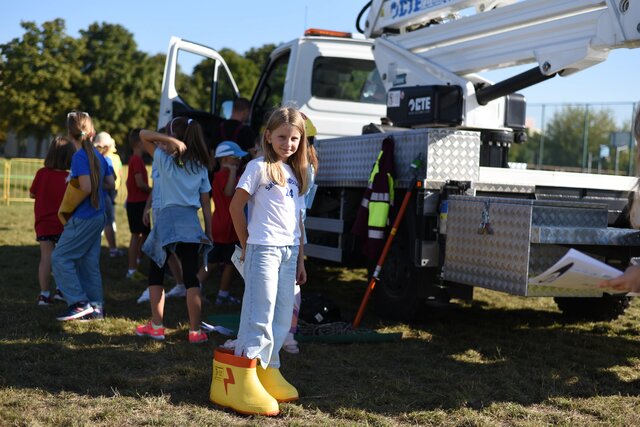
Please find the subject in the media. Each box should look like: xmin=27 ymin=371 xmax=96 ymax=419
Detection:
xmin=311 ymin=57 xmax=385 ymax=104
xmin=175 ymin=50 xmax=236 ymax=117
xmin=252 ymin=51 xmax=290 ymax=133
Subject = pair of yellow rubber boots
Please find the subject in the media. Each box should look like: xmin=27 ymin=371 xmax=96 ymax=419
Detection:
xmin=209 ymin=348 xmax=298 ymax=416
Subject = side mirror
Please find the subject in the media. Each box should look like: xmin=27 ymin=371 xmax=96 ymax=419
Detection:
xmin=221 ymin=100 xmax=233 ymax=119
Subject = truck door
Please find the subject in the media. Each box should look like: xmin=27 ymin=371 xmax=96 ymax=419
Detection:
xmin=159 ymin=37 xmax=240 ymax=137
xmin=250 ymin=49 xmax=291 ymax=137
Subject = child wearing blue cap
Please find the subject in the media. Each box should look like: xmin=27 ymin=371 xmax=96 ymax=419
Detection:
xmin=197 ymin=140 xmax=248 ymax=305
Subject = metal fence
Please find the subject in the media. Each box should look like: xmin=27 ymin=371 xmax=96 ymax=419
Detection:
xmin=514 ymin=102 xmax=638 ymax=175
xmin=1 ymin=158 xmax=42 ymax=205
xmin=0 ymin=159 xmax=140 ymax=205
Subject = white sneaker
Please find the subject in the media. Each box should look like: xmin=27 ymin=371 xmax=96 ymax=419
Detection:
xmin=136 ymin=288 xmax=150 ymax=304
xmin=283 ymin=332 xmax=300 ymax=354
xmin=165 ymin=284 xmax=187 ymax=298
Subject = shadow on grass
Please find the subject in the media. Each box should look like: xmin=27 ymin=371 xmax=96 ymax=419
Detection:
xmin=1 ymin=245 xmax=639 ymax=416
xmin=293 ymin=300 xmax=640 ymax=415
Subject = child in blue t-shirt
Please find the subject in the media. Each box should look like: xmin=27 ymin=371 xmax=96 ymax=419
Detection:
xmin=52 ymin=111 xmax=114 ymax=321
xmin=135 ymin=117 xmax=212 ymax=344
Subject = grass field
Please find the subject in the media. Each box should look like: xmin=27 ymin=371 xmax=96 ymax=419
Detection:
xmin=1 ymin=202 xmax=640 ymax=426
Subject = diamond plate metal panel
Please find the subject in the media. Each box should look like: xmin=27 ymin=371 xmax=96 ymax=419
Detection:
xmin=426 ymin=131 xmax=480 ymax=183
xmin=532 ymin=205 xmax=607 ymax=228
xmin=314 ymin=129 xmax=480 ymax=188
xmin=530 ymin=227 xmax=640 ymax=245
xmin=528 ymin=245 xmax=569 ymax=277
xmin=443 ymin=197 xmax=533 ymax=295
xmin=474 ymin=182 xmax=535 ymax=194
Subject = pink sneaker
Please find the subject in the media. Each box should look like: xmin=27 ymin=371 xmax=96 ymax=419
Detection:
xmin=135 ymin=322 xmax=165 ymax=341
xmin=188 ymin=330 xmax=208 ymax=344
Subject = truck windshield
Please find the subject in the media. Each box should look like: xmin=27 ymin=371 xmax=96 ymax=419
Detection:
xmin=311 ymin=57 xmax=385 ymax=104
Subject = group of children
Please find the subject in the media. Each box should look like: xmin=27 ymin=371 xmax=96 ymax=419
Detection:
xmin=30 ymin=106 xmax=317 ymax=415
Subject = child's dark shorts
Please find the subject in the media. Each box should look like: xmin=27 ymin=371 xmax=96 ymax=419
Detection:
xmin=36 ymin=234 xmax=62 ymax=243
xmin=126 ymin=201 xmax=150 ymax=234
xmin=207 ymin=243 xmax=236 ymax=265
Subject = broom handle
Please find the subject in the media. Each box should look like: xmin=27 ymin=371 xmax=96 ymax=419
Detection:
xmin=352 ymin=183 xmax=415 ymax=328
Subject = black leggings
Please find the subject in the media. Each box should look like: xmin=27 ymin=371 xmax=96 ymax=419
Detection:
xmin=148 ymin=243 xmax=199 ymax=289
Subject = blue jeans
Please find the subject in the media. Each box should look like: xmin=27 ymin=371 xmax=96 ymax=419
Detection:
xmin=235 ymin=244 xmax=299 ymax=369
xmin=52 ymin=214 xmax=105 ymax=306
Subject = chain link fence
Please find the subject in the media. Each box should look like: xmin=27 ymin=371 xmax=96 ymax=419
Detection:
xmin=511 ymin=102 xmax=638 ymax=175
xmin=1 ymin=159 xmax=139 ymax=205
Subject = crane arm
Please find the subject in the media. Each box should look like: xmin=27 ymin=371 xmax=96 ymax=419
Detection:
xmin=360 ymin=0 xmax=640 ymax=130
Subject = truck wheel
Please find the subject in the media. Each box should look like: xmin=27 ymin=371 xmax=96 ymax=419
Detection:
xmin=553 ymin=295 xmax=631 ymax=321
xmin=371 ymin=241 xmax=422 ymax=321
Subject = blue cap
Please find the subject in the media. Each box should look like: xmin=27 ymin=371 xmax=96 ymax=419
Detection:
xmin=215 ymin=141 xmax=248 ymax=158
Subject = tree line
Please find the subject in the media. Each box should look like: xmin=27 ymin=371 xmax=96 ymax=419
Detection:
xmin=0 ymin=19 xmax=273 ymax=158
xmin=511 ymin=105 xmax=635 ymax=174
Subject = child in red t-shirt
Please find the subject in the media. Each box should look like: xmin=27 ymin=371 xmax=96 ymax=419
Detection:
xmin=125 ymin=129 xmax=152 ymax=280
xmin=197 ymin=141 xmax=247 ymax=305
xmin=30 ymin=136 xmax=76 ymax=305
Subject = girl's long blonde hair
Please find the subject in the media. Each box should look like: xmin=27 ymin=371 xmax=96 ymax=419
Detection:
xmin=262 ymin=107 xmax=309 ymax=194
xmin=67 ymin=111 xmax=101 ymax=209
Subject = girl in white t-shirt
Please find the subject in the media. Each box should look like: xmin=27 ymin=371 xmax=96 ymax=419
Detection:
xmin=212 ymin=107 xmax=308 ymax=415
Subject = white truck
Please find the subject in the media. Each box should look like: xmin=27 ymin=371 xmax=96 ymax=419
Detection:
xmin=159 ymin=0 xmax=640 ymax=321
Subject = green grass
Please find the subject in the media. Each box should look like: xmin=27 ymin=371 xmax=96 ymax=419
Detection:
xmin=1 ymin=203 xmax=640 ymax=426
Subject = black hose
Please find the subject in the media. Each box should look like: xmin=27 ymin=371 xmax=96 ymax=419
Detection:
xmin=356 ymin=1 xmax=373 ymax=34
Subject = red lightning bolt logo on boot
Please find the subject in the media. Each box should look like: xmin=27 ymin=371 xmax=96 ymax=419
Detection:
xmin=223 ymin=367 xmax=235 ymax=394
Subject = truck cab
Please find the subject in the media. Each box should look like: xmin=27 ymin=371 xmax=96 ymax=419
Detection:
xmin=159 ymin=30 xmax=386 ymax=141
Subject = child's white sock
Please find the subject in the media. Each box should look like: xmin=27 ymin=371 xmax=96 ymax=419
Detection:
xmin=217 ymin=290 xmax=229 ymax=298
xmin=151 ymin=322 xmax=163 ymax=329
xmin=127 ymin=269 xmax=137 ymax=275
xmin=40 ymin=290 xmax=50 ymax=297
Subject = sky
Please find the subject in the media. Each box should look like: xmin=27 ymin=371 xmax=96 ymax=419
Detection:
xmin=1 ymin=0 xmax=638 ymax=107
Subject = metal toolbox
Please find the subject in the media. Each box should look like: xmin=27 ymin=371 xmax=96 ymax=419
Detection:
xmin=442 ymin=195 xmax=640 ymax=297
xmin=314 ymin=128 xmax=480 ymax=188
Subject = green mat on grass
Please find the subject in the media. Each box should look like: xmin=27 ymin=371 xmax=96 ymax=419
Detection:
xmin=205 ymin=313 xmax=403 ymax=343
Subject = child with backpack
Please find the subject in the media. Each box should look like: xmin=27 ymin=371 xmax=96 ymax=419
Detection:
xmin=52 ymin=111 xmax=114 ymax=321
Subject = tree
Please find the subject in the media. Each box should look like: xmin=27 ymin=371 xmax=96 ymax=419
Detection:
xmin=176 ymin=47 xmax=263 ymax=117
xmin=245 ymin=44 xmax=276 ymax=72
xmin=0 ymin=19 xmax=84 ymax=153
xmin=76 ymin=23 xmax=164 ymax=151
xmin=510 ymin=105 xmax=620 ymax=172
xmin=219 ymin=48 xmax=261 ymax=98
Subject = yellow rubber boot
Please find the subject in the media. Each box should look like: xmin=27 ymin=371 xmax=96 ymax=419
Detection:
xmin=209 ymin=349 xmax=279 ymax=416
xmin=257 ymin=366 xmax=299 ymax=402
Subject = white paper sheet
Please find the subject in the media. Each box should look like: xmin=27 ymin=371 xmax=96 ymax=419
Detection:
xmin=231 ymin=245 xmax=244 ymax=279
xmin=528 ymin=249 xmax=624 ymax=293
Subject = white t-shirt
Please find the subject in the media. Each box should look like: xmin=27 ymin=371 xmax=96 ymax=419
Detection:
xmin=237 ymin=157 xmax=304 ymax=246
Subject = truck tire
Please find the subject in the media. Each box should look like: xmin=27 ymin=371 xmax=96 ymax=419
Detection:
xmin=553 ymin=295 xmax=631 ymax=321
xmin=371 ymin=238 xmax=424 ymax=321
